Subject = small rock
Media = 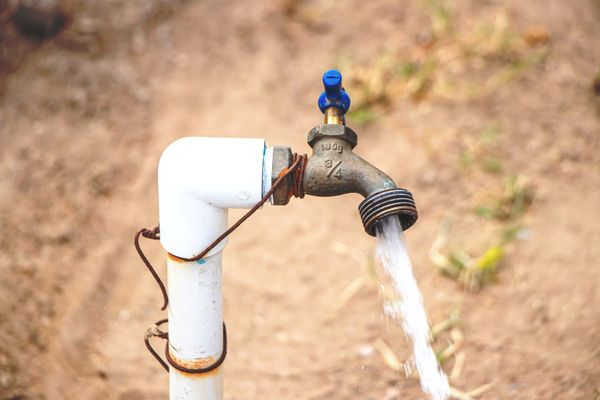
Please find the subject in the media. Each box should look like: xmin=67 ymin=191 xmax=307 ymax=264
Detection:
xmin=383 ymin=387 xmax=401 ymax=400
xmin=419 ymin=170 xmax=438 ymax=186
xmin=523 ymin=26 xmax=551 ymax=46
xmin=357 ymin=344 xmax=375 ymax=358
xmin=11 ymin=2 xmax=67 ymax=41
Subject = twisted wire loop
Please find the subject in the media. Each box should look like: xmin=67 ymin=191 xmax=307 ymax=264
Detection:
xmin=164 ymin=323 xmax=227 ymax=374
xmin=144 ymin=319 xmax=228 ymax=374
xmin=289 ymin=153 xmax=307 ymax=200
xmin=135 ymin=152 xmax=307 ymax=372
xmin=144 ymin=318 xmax=169 ymax=372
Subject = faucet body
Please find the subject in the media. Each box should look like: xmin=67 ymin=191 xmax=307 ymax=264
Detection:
xmin=270 ymin=69 xmax=417 ymax=235
xmin=302 ymin=124 xmax=396 ymax=198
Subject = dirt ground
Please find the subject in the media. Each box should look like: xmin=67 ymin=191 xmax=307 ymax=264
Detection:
xmin=0 ymin=0 xmax=599 ymax=399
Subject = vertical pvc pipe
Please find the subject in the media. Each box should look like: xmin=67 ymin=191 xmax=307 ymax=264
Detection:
xmin=168 ymin=253 xmax=224 ymax=400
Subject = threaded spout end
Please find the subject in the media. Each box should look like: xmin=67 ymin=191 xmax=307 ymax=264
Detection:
xmin=358 ymin=188 xmax=418 ymax=236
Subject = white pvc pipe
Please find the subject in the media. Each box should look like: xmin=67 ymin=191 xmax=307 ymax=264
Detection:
xmin=158 ymin=137 xmax=271 ymax=400
xmin=167 ymin=254 xmax=224 ymax=400
xmin=158 ymin=137 xmax=268 ymax=259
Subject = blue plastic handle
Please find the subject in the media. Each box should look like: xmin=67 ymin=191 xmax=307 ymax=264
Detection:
xmin=318 ymin=69 xmax=351 ymax=114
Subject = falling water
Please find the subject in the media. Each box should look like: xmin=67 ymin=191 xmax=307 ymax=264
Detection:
xmin=375 ymin=216 xmax=450 ymax=400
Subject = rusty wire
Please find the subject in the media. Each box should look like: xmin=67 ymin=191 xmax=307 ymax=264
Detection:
xmin=289 ymin=153 xmax=307 ymax=200
xmin=134 ymin=226 xmax=168 ymax=310
xmin=135 ymin=152 xmax=307 ymax=372
xmin=176 ymin=152 xmax=307 ymax=262
xmin=165 ymin=323 xmax=227 ymax=374
xmin=144 ymin=318 xmax=169 ymax=372
xmin=144 ymin=319 xmax=227 ymax=374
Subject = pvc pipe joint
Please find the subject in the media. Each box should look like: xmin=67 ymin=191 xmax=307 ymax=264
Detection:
xmin=158 ymin=136 xmax=272 ymax=258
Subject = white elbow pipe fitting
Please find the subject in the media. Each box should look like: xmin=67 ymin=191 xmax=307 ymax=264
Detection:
xmin=158 ymin=136 xmax=272 ymax=259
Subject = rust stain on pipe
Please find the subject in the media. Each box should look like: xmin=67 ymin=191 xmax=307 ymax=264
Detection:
xmin=168 ymin=350 xmax=222 ymax=378
xmin=168 ymin=252 xmax=188 ymax=263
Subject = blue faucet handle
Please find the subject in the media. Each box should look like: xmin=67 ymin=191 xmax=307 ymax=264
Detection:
xmin=318 ymin=69 xmax=351 ymax=114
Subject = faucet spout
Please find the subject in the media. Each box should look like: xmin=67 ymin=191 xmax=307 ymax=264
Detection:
xmin=301 ymin=123 xmax=418 ymax=235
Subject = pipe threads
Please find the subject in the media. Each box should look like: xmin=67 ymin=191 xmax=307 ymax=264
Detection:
xmin=358 ymin=188 xmax=418 ymax=236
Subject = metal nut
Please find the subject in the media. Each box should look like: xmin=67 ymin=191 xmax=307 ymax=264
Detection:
xmin=270 ymin=146 xmax=293 ymax=206
xmin=307 ymin=124 xmax=358 ymax=149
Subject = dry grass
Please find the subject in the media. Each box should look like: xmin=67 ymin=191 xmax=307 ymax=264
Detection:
xmin=338 ymin=4 xmax=550 ymax=125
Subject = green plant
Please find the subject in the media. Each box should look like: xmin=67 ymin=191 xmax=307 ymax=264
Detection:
xmin=428 ymin=219 xmax=530 ymax=290
xmin=457 ymin=123 xmax=503 ymax=173
xmin=346 ymin=106 xmax=377 ymax=125
xmin=475 ymin=175 xmax=534 ymax=221
xmin=424 ymin=0 xmax=451 ymax=36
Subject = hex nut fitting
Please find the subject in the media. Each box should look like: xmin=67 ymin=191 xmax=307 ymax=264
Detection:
xmin=307 ymin=124 xmax=358 ymax=149
xmin=271 ymin=146 xmax=293 ymax=206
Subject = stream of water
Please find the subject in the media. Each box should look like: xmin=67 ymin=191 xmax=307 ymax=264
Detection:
xmin=375 ymin=216 xmax=450 ymax=400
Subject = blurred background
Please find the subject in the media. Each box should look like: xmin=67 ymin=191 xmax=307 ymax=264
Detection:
xmin=0 ymin=0 xmax=599 ymax=399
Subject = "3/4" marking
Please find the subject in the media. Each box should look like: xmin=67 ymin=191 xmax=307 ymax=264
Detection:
xmin=325 ymin=159 xmax=343 ymax=179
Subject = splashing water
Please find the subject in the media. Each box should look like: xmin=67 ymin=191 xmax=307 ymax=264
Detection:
xmin=375 ymin=216 xmax=450 ymax=400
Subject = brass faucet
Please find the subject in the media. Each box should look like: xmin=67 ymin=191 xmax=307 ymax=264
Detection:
xmin=271 ymin=70 xmax=418 ymax=236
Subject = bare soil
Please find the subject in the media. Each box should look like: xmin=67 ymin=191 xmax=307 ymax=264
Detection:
xmin=0 ymin=1 xmax=599 ymax=399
